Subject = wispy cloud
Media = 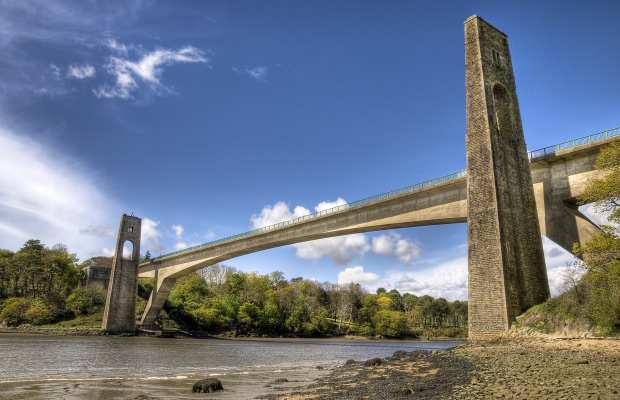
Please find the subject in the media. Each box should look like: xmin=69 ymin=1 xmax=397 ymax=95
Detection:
xmin=94 ymin=46 xmax=209 ymax=99
xmin=0 ymin=124 xmax=118 ymax=259
xmin=171 ymin=224 xmax=184 ymax=238
xmin=67 ymin=64 xmax=96 ymax=79
xmin=232 ymin=66 xmax=270 ymax=82
xmin=245 ymin=66 xmax=269 ymax=82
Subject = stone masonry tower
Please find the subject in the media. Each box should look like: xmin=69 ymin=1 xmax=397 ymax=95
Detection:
xmin=465 ymin=15 xmax=550 ymax=340
xmin=102 ymin=214 xmax=141 ymax=333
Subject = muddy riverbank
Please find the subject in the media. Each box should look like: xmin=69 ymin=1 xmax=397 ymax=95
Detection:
xmin=257 ymin=337 xmax=619 ymax=399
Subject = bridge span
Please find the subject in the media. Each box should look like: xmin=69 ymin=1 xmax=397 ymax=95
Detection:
xmin=137 ymin=128 xmax=618 ymax=326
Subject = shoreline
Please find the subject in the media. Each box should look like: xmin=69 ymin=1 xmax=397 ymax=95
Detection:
xmin=0 ymin=325 xmax=466 ymax=342
xmin=256 ymin=337 xmax=619 ymax=399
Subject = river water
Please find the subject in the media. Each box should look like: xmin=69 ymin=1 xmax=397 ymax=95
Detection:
xmin=0 ymin=335 xmax=463 ymax=399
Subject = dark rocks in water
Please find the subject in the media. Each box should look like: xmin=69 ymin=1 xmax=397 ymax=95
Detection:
xmin=192 ymin=378 xmax=223 ymax=393
xmin=315 ymin=366 xmax=325 ymax=370
xmin=134 ymin=395 xmax=155 ymax=400
xmin=364 ymin=358 xmax=384 ymax=367
xmin=345 ymin=359 xmax=355 ymax=365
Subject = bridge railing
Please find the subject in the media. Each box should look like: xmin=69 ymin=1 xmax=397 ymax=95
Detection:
xmin=141 ymin=170 xmax=468 ymax=264
xmin=142 ymin=126 xmax=619 ymax=265
xmin=528 ymin=126 xmax=619 ymax=160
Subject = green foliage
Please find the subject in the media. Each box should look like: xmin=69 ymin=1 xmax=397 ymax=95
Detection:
xmin=373 ymin=310 xmax=408 ymax=337
xmin=0 ymin=297 xmax=29 ymax=325
xmin=25 ymin=298 xmax=55 ymax=325
xmin=578 ymin=141 xmax=620 ymax=226
xmin=520 ymin=142 xmax=620 ymax=336
xmin=66 ymin=283 xmax=106 ymax=315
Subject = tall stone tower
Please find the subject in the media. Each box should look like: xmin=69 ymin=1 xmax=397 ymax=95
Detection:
xmin=464 ymin=15 xmax=549 ymax=340
xmin=102 ymin=214 xmax=142 ymax=333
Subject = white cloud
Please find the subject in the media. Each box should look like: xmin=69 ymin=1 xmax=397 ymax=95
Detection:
xmin=245 ymin=66 xmax=268 ymax=82
xmin=95 ymin=45 xmax=209 ymax=99
xmin=141 ymin=218 xmax=163 ymax=254
xmin=67 ymin=64 xmax=96 ymax=79
xmin=250 ymin=199 xmax=369 ymax=265
xmin=171 ymin=224 xmax=184 ymax=238
xmin=383 ymin=255 xmax=469 ymax=301
xmin=250 ymin=201 xmax=310 ymax=229
xmin=0 ymin=125 xmax=117 ymax=259
xmin=175 ymin=242 xmax=189 ymax=251
xmin=315 ymin=197 xmax=348 ymax=212
xmin=338 ymin=266 xmax=380 ymax=285
xmin=372 ymin=232 xmax=420 ymax=264
xmin=295 ymin=234 xmax=370 ymax=265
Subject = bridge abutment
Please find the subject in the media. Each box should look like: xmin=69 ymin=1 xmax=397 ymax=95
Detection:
xmin=465 ymin=15 xmax=550 ymax=340
xmin=102 ymin=214 xmax=142 ymax=333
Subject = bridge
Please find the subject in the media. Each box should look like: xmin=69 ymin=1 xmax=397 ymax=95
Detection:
xmin=130 ymin=127 xmax=617 ymax=329
xmin=101 ymin=15 xmax=618 ymax=339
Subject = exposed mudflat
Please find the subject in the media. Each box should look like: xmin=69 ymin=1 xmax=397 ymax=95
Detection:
xmin=256 ymin=338 xmax=619 ymax=399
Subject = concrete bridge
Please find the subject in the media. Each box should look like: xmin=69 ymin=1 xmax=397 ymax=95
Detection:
xmin=102 ymin=15 xmax=618 ymax=338
xmin=134 ymin=129 xmax=617 ymax=327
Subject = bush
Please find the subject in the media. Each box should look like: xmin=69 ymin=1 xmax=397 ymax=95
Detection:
xmin=25 ymin=298 xmax=55 ymax=325
xmin=66 ymin=283 xmax=107 ymax=315
xmin=0 ymin=297 xmax=29 ymax=326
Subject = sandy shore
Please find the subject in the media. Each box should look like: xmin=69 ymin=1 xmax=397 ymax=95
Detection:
xmin=257 ymin=337 xmax=619 ymax=399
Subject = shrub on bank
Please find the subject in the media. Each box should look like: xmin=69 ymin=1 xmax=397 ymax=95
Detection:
xmin=0 ymin=297 xmax=29 ymax=326
xmin=66 ymin=283 xmax=106 ymax=315
xmin=24 ymin=298 xmax=55 ymax=325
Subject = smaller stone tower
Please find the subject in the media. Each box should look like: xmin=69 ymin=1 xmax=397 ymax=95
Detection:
xmin=102 ymin=214 xmax=141 ymax=333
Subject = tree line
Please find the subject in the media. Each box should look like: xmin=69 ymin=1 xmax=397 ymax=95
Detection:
xmin=149 ymin=264 xmax=468 ymax=338
xmin=0 ymin=238 xmax=468 ymax=338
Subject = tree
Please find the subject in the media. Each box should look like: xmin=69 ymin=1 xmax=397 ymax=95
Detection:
xmin=573 ymin=141 xmax=620 ymax=333
xmin=144 ymin=250 xmax=151 ymax=260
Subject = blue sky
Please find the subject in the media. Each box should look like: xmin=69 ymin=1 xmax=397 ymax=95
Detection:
xmin=1 ymin=1 xmax=618 ymax=300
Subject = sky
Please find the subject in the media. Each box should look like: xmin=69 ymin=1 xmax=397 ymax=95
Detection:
xmin=1 ymin=0 xmax=619 ymax=301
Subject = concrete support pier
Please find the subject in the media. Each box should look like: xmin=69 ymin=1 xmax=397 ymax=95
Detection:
xmin=465 ymin=15 xmax=550 ymax=340
xmin=102 ymin=214 xmax=142 ymax=333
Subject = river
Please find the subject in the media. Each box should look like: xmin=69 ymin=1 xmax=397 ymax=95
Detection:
xmin=0 ymin=335 xmax=463 ymax=399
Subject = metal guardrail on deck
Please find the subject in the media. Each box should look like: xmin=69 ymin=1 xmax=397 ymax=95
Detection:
xmin=141 ymin=126 xmax=619 ymax=264
xmin=527 ymin=126 xmax=619 ymax=160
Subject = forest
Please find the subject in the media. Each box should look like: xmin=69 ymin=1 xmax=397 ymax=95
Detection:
xmin=0 ymin=241 xmax=468 ymax=337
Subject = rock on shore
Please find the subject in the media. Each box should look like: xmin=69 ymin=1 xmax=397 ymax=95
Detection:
xmin=256 ymin=338 xmax=619 ymax=399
